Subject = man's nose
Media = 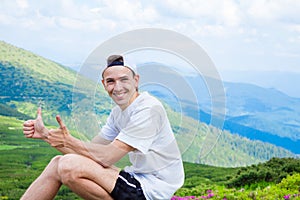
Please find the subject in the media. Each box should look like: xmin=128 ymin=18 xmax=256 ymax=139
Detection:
xmin=114 ymin=80 xmax=122 ymax=90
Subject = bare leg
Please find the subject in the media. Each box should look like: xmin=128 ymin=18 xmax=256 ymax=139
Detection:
xmin=21 ymin=154 xmax=120 ymax=200
xmin=57 ymin=154 xmax=120 ymax=200
xmin=21 ymin=155 xmax=63 ymax=200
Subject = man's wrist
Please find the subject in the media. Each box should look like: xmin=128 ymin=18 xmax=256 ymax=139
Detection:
xmin=64 ymin=134 xmax=77 ymax=149
xmin=42 ymin=128 xmax=50 ymax=139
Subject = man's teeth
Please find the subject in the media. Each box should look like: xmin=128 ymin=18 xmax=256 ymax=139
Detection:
xmin=115 ymin=93 xmax=125 ymax=97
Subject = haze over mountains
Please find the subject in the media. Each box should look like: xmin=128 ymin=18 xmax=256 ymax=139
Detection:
xmin=0 ymin=40 xmax=298 ymax=167
xmin=220 ymin=69 xmax=300 ymax=99
xmin=137 ymin=62 xmax=300 ymax=154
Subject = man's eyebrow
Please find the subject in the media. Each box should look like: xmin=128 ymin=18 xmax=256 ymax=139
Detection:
xmin=105 ymin=77 xmax=114 ymax=82
xmin=105 ymin=75 xmax=129 ymax=81
xmin=119 ymin=75 xmax=129 ymax=79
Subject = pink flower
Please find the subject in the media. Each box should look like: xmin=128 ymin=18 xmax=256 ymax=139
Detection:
xmin=207 ymin=193 xmax=214 ymax=198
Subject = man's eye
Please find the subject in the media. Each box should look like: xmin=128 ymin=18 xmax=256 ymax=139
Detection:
xmin=106 ymin=80 xmax=114 ymax=84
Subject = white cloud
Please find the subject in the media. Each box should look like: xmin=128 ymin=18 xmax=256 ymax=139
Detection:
xmin=1 ymin=0 xmax=300 ymax=74
xmin=159 ymin=0 xmax=242 ymax=27
xmin=148 ymin=0 xmax=245 ymax=38
xmin=55 ymin=17 xmax=85 ymax=30
xmin=246 ymin=0 xmax=300 ymax=23
xmin=161 ymin=0 xmax=219 ymax=18
xmin=288 ymin=24 xmax=300 ymax=33
xmin=0 ymin=13 xmax=14 ymax=25
xmin=221 ymin=0 xmax=242 ymax=27
xmin=90 ymin=0 xmax=160 ymax=25
xmin=16 ymin=0 xmax=29 ymax=10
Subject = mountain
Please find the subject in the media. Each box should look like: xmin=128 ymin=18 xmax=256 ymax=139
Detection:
xmin=0 ymin=40 xmax=110 ymax=137
xmin=221 ymin=69 xmax=300 ymax=98
xmin=0 ymin=41 xmax=296 ymax=167
xmin=185 ymin=73 xmax=300 ymax=141
xmin=224 ymin=82 xmax=300 ymax=138
xmin=137 ymin=62 xmax=300 ymax=155
xmin=0 ymin=41 xmax=76 ymax=85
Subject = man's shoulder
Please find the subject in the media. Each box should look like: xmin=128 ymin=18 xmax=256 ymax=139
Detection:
xmin=139 ymin=92 xmax=162 ymax=106
xmin=135 ymin=92 xmax=166 ymax=115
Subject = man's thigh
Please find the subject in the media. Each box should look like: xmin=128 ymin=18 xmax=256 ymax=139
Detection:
xmin=58 ymin=154 xmax=120 ymax=193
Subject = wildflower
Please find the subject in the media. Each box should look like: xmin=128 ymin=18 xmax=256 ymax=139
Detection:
xmin=283 ymin=194 xmax=291 ymax=199
xmin=207 ymin=193 xmax=214 ymax=198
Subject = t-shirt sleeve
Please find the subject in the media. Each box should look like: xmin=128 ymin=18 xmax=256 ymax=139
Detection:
xmin=116 ymin=105 xmax=164 ymax=154
xmin=100 ymin=111 xmax=119 ymax=141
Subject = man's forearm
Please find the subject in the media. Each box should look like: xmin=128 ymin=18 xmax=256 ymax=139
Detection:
xmin=54 ymin=146 xmax=76 ymax=154
xmin=64 ymin=137 xmax=128 ymax=167
xmin=44 ymin=133 xmax=77 ymax=155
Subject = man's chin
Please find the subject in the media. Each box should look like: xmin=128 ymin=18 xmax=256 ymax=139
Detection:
xmin=113 ymin=99 xmax=129 ymax=107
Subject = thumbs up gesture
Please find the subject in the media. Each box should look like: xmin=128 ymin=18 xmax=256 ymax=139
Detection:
xmin=46 ymin=115 xmax=71 ymax=148
xmin=23 ymin=107 xmax=49 ymax=139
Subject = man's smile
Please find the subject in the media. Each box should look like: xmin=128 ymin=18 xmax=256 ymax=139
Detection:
xmin=113 ymin=91 xmax=127 ymax=99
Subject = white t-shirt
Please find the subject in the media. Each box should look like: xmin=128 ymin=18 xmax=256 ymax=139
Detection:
xmin=100 ymin=92 xmax=184 ymax=200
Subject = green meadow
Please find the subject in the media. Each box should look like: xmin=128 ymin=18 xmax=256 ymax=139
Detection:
xmin=1 ymin=116 xmax=300 ymax=200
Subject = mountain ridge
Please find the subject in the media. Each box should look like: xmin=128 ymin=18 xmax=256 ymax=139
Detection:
xmin=0 ymin=40 xmax=77 ymax=85
xmin=136 ymin=62 xmax=300 ymax=154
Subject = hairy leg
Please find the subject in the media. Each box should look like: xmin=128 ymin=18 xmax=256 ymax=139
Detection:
xmin=57 ymin=154 xmax=120 ymax=200
xmin=21 ymin=155 xmax=63 ymax=200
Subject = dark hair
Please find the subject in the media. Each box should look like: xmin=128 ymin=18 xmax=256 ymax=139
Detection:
xmin=107 ymin=55 xmax=124 ymax=67
xmin=102 ymin=55 xmax=136 ymax=78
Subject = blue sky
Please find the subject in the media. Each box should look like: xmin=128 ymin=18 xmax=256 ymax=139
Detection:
xmin=1 ymin=0 xmax=300 ymax=97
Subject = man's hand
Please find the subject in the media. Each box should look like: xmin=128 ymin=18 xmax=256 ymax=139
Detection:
xmin=23 ymin=107 xmax=49 ymax=139
xmin=47 ymin=115 xmax=71 ymax=148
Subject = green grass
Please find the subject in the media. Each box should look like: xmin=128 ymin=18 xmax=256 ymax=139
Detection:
xmin=0 ymin=145 xmax=34 ymax=150
xmin=1 ymin=115 xmax=300 ymax=200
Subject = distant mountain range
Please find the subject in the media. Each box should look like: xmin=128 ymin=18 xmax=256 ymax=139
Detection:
xmin=220 ymin=69 xmax=300 ymax=98
xmin=137 ymin=62 xmax=300 ymax=154
xmin=0 ymin=40 xmax=297 ymax=167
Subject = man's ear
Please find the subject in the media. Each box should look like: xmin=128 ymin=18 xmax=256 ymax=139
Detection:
xmin=101 ymin=79 xmax=106 ymax=90
xmin=134 ymin=74 xmax=140 ymax=88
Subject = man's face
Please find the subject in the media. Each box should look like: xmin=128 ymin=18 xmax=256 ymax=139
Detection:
xmin=102 ymin=66 xmax=139 ymax=110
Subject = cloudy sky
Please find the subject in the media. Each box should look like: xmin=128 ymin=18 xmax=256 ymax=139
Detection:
xmin=1 ymin=0 xmax=300 ymax=97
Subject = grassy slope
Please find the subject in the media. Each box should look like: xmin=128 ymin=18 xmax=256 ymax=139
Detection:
xmin=0 ymin=41 xmax=76 ymax=85
xmin=2 ymin=117 xmax=299 ymax=199
xmin=0 ymin=115 xmax=83 ymax=199
xmin=0 ymin=115 xmax=236 ymax=199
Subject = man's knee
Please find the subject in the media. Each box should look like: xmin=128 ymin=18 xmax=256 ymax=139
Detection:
xmin=57 ymin=154 xmax=82 ymax=185
xmin=49 ymin=155 xmax=63 ymax=165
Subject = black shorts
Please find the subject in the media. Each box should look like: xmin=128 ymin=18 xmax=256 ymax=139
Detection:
xmin=110 ymin=170 xmax=146 ymax=200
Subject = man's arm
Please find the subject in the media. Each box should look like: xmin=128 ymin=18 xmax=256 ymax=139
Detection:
xmin=47 ymin=115 xmax=133 ymax=167
xmin=91 ymin=135 xmax=112 ymax=145
xmin=67 ymin=137 xmax=132 ymax=167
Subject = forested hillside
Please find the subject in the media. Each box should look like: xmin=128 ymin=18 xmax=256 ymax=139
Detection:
xmin=0 ymin=41 xmax=76 ymax=84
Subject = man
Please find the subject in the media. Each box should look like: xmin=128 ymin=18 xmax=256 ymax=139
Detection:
xmin=22 ymin=55 xmax=184 ymax=200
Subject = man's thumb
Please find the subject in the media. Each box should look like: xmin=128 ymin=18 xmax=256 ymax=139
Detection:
xmin=56 ymin=115 xmax=66 ymax=130
xmin=37 ymin=107 xmax=42 ymax=119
